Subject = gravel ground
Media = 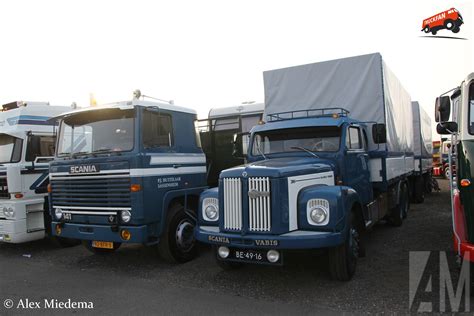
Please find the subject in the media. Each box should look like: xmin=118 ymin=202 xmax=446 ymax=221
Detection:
xmin=0 ymin=179 xmax=465 ymax=315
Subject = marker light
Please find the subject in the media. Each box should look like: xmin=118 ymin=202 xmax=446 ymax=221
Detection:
xmin=47 ymin=184 xmax=52 ymax=193
xmin=460 ymin=179 xmax=471 ymax=187
xmin=130 ymin=184 xmax=142 ymax=192
xmin=120 ymin=229 xmax=132 ymax=241
xmin=332 ymin=113 xmax=340 ymax=119
xmin=14 ymin=193 xmax=23 ymax=199
xmin=55 ymin=224 xmax=62 ymax=236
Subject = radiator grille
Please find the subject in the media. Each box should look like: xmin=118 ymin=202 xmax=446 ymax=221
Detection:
xmin=223 ymin=178 xmax=242 ymax=230
xmin=248 ymin=177 xmax=271 ymax=232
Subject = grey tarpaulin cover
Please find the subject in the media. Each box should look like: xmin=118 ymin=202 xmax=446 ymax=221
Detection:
xmin=263 ymin=53 xmax=413 ymax=154
xmin=412 ymin=101 xmax=433 ymax=158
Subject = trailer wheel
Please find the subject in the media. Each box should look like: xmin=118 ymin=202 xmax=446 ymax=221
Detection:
xmin=423 ymin=26 xmax=430 ymax=33
xmin=388 ymin=182 xmax=409 ymax=226
xmin=444 ymin=167 xmax=450 ymax=179
xmin=444 ymin=20 xmax=455 ymax=30
xmin=413 ymin=176 xmax=425 ymax=204
xmin=157 ymin=203 xmax=198 ymax=263
xmin=82 ymin=240 xmax=121 ymax=254
xmin=328 ymin=211 xmax=359 ymax=281
xmin=214 ymin=247 xmax=243 ymax=270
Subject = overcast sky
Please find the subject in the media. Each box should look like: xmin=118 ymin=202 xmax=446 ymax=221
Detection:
xmin=0 ymin=0 xmax=472 ymax=138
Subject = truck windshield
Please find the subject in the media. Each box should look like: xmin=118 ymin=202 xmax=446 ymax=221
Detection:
xmin=251 ymin=126 xmax=341 ymax=156
xmin=0 ymin=134 xmax=23 ymax=164
xmin=57 ymin=108 xmax=135 ymax=156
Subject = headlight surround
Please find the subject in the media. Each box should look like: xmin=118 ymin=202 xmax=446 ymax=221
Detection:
xmin=55 ymin=208 xmax=63 ymax=220
xmin=120 ymin=210 xmax=132 ymax=223
xmin=202 ymin=198 xmax=219 ymax=222
xmin=307 ymin=199 xmax=330 ymax=226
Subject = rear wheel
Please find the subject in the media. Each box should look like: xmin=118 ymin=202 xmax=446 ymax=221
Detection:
xmin=388 ymin=182 xmax=409 ymax=226
xmin=423 ymin=26 xmax=430 ymax=33
xmin=157 ymin=203 xmax=198 ymax=263
xmin=328 ymin=212 xmax=359 ymax=281
xmin=413 ymin=176 xmax=425 ymax=204
xmin=82 ymin=240 xmax=121 ymax=254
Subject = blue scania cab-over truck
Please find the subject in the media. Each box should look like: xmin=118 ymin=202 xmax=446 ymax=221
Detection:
xmin=195 ymin=53 xmax=415 ymax=280
xmin=49 ymin=92 xmax=207 ymax=262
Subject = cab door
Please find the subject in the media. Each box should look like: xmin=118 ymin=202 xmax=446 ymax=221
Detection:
xmin=344 ymin=125 xmax=372 ymax=204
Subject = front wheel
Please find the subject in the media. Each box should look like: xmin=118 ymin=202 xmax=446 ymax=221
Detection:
xmin=452 ymin=27 xmax=460 ymax=33
xmin=444 ymin=20 xmax=455 ymax=30
xmin=328 ymin=212 xmax=359 ymax=281
xmin=82 ymin=240 xmax=121 ymax=254
xmin=157 ymin=203 xmax=198 ymax=263
xmin=432 ymin=30 xmax=437 ymax=35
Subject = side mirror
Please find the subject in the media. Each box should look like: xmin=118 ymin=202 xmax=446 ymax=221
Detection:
xmin=372 ymin=123 xmax=387 ymax=144
xmin=437 ymin=122 xmax=458 ymax=135
xmin=435 ymin=96 xmax=451 ymax=122
xmin=441 ymin=137 xmax=448 ymax=142
xmin=232 ymin=132 xmax=249 ymax=159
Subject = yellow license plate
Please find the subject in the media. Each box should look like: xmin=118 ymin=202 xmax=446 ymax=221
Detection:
xmin=92 ymin=241 xmax=114 ymax=249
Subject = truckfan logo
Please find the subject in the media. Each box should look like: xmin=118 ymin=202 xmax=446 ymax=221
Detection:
xmin=421 ymin=8 xmax=464 ymax=36
xmin=69 ymin=165 xmax=100 ymax=174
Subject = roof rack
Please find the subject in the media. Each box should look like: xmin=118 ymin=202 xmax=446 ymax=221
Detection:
xmin=267 ymin=107 xmax=350 ymax=122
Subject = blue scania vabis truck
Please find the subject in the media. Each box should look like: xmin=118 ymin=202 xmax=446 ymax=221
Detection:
xmin=48 ymin=92 xmax=207 ymax=262
xmin=195 ymin=53 xmax=415 ymax=280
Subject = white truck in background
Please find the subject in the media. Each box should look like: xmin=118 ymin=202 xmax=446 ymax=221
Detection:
xmin=0 ymin=101 xmax=76 ymax=245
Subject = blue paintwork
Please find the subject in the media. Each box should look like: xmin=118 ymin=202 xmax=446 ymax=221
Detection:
xmin=50 ymin=106 xmax=207 ymax=245
xmin=195 ymin=115 xmax=390 ymax=262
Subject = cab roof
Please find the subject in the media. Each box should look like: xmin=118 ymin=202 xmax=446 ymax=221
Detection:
xmin=251 ymin=116 xmax=356 ymax=133
xmin=54 ymin=99 xmax=197 ymax=120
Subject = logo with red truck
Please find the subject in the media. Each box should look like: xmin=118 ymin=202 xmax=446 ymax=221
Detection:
xmin=422 ymin=8 xmax=463 ymax=35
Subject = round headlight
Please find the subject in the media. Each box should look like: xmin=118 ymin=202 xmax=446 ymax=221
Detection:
xmin=218 ymin=246 xmax=230 ymax=258
xmin=2 ymin=207 xmax=8 ymax=217
xmin=310 ymin=206 xmax=328 ymax=224
xmin=121 ymin=210 xmax=132 ymax=223
xmin=7 ymin=207 xmax=14 ymax=218
xmin=204 ymin=204 xmax=218 ymax=221
xmin=55 ymin=208 xmax=63 ymax=220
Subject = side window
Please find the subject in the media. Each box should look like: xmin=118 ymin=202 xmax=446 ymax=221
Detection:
xmin=347 ymin=127 xmax=362 ymax=150
xmin=362 ymin=130 xmax=369 ymax=150
xmin=26 ymin=136 xmax=56 ymax=161
xmin=194 ymin=120 xmax=202 ymax=148
xmin=143 ymin=111 xmax=174 ymax=148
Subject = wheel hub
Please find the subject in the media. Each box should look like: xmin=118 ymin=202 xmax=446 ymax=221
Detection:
xmin=175 ymin=219 xmax=195 ymax=252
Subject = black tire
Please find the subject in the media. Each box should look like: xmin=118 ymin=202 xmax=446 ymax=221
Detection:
xmin=52 ymin=236 xmax=81 ymax=248
xmin=444 ymin=19 xmax=455 ymax=30
xmin=444 ymin=167 xmax=450 ymax=180
xmin=214 ymin=247 xmax=243 ymax=270
xmin=424 ymin=174 xmax=433 ymax=194
xmin=388 ymin=183 xmax=409 ymax=226
xmin=432 ymin=30 xmax=437 ymax=35
xmin=423 ymin=26 xmax=430 ymax=33
xmin=82 ymin=240 xmax=121 ymax=254
xmin=452 ymin=27 xmax=460 ymax=33
xmin=157 ymin=203 xmax=198 ymax=263
xmin=328 ymin=212 xmax=359 ymax=281
xmin=413 ymin=176 xmax=425 ymax=204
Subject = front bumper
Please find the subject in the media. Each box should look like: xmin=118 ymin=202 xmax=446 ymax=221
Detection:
xmin=0 ymin=198 xmax=47 ymax=243
xmin=196 ymin=226 xmax=345 ymax=249
xmin=51 ymin=221 xmax=150 ymax=244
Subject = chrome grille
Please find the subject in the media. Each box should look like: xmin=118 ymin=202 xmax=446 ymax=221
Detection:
xmin=248 ymin=177 xmax=271 ymax=232
xmin=223 ymin=178 xmax=242 ymax=230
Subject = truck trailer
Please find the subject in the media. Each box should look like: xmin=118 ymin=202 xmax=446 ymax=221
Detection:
xmin=195 ymin=53 xmax=414 ymax=280
xmin=410 ymin=101 xmax=433 ymax=203
xmin=48 ymin=92 xmax=207 ymax=262
xmin=0 ymin=101 xmax=76 ymax=245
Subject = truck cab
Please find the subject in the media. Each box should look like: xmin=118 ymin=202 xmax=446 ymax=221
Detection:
xmin=436 ymin=72 xmax=474 ymax=264
xmin=0 ymin=101 xmax=72 ymax=243
xmin=49 ymin=95 xmax=207 ymax=262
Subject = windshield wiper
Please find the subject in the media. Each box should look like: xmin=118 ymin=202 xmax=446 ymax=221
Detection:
xmin=92 ymin=148 xmax=123 ymax=156
xmin=71 ymin=151 xmax=90 ymax=158
xmin=290 ymin=146 xmax=319 ymax=158
xmin=255 ymin=142 xmax=267 ymax=160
